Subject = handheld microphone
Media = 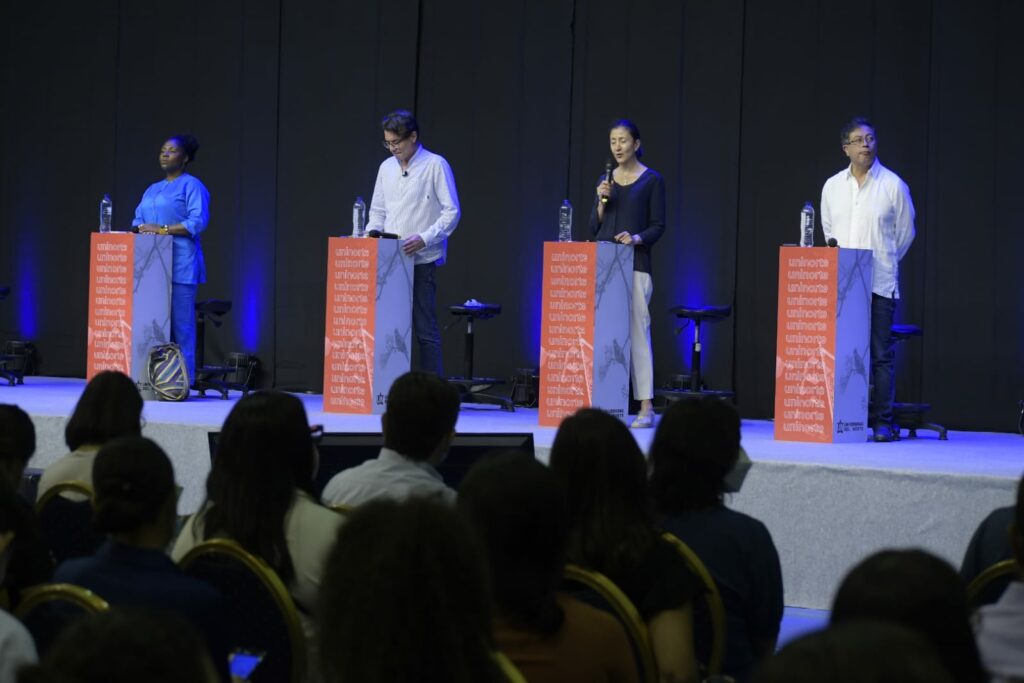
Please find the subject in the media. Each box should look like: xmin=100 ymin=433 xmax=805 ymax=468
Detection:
xmin=827 ymin=238 xmax=838 ymax=248
xmin=600 ymin=159 xmax=613 ymax=205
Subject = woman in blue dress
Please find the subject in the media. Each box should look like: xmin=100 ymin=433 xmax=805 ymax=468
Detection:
xmin=132 ymin=134 xmax=210 ymax=384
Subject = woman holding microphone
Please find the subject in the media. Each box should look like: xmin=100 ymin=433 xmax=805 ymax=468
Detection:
xmin=589 ymin=119 xmax=666 ymax=428
xmin=132 ymin=134 xmax=210 ymax=384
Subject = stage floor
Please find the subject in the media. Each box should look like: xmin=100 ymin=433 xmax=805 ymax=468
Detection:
xmin=6 ymin=376 xmax=1023 ymax=608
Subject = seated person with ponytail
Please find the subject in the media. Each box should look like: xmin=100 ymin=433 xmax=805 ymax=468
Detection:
xmin=52 ymin=436 xmax=228 ymax=679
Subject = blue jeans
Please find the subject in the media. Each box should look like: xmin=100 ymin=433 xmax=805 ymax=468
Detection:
xmin=413 ymin=263 xmax=443 ymax=376
xmin=172 ymin=282 xmax=197 ymax=383
xmin=869 ymin=293 xmax=896 ymax=429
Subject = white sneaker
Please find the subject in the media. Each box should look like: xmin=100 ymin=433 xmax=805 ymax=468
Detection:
xmin=630 ymin=411 xmax=654 ymax=429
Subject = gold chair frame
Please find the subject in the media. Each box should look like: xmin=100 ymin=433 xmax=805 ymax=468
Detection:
xmin=14 ymin=582 xmax=109 ymax=618
xmin=34 ymin=480 xmax=95 ymax=510
xmin=966 ymin=558 xmax=1018 ymax=609
xmin=661 ymin=531 xmax=728 ymax=675
xmin=563 ymin=564 xmax=658 ymax=683
xmin=178 ymin=538 xmax=307 ymax=683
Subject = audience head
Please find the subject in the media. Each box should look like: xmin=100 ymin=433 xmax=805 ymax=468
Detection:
xmin=64 ymin=371 xmax=143 ymax=452
xmin=0 ymin=404 xmax=35 ymax=491
xmin=92 ymin=436 xmax=177 ymax=545
xmin=458 ymin=451 xmax=567 ymax=635
xmin=318 ymin=498 xmax=499 ymax=683
xmin=382 ymin=371 xmax=460 ymax=463
xmin=752 ymin=619 xmax=954 ymax=683
xmin=831 ymin=548 xmax=986 ymax=683
xmin=203 ymin=391 xmax=316 ymax=582
xmin=18 ymin=608 xmax=218 ymax=683
xmin=548 ymin=408 xmax=655 ymax=575
xmin=649 ymin=397 xmax=742 ymax=514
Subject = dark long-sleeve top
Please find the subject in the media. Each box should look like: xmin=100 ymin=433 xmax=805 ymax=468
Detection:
xmin=588 ymin=168 xmax=666 ymax=274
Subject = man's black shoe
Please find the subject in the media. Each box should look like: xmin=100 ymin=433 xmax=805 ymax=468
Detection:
xmin=872 ymin=427 xmax=897 ymax=443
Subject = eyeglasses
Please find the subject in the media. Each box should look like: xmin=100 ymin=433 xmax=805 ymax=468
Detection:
xmin=844 ymin=135 xmax=876 ymax=147
xmin=381 ymin=135 xmax=409 ymax=150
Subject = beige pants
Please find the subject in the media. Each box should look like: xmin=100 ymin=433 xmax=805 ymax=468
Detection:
xmin=631 ymin=271 xmax=654 ymax=400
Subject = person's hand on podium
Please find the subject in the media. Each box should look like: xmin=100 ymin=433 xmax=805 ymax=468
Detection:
xmin=613 ymin=231 xmax=641 ymax=246
xmin=401 ymin=234 xmax=425 ymax=256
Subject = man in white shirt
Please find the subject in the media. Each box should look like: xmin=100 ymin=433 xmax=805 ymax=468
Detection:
xmin=821 ymin=118 xmax=915 ymax=442
xmin=367 ymin=110 xmax=461 ymax=376
xmin=321 ymin=371 xmax=460 ymax=507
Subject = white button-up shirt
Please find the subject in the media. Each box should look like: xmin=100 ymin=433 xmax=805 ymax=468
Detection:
xmin=320 ymin=447 xmax=456 ymax=507
xmin=367 ymin=145 xmax=461 ymax=265
xmin=820 ymin=159 xmax=915 ymax=299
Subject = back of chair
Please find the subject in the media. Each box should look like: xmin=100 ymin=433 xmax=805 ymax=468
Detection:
xmin=967 ymin=559 xmax=1018 ymax=611
xmin=178 ymin=539 xmax=306 ymax=683
xmin=661 ymin=531 xmax=728 ymax=676
xmin=35 ymin=482 xmax=103 ymax=564
xmin=563 ymin=564 xmax=658 ymax=683
xmin=14 ymin=583 xmax=109 ymax=656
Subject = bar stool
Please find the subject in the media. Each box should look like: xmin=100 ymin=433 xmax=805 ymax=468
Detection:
xmin=655 ymin=305 xmax=735 ymax=402
xmin=891 ymin=324 xmax=947 ymax=440
xmin=0 ymin=286 xmax=25 ymax=386
xmin=193 ymin=300 xmax=258 ymax=399
xmin=446 ymin=300 xmax=514 ymax=411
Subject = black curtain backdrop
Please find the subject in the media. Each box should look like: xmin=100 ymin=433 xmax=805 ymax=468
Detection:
xmin=1 ymin=0 xmax=1021 ymax=432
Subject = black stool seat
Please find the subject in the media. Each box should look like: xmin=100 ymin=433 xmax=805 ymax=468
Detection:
xmin=0 ymin=286 xmax=24 ymax=386
xmin=0 ymin=286 xmax=9 ymax=300
xmin=447 ymin=300 xmax=513 ymax=412
xmin=196 ymin=299 xmax=232 ymax=316
xmin=671 ymin=305 xmax=732 ymax=322
xmin=891 ymin=324 xmax=922 ymax=340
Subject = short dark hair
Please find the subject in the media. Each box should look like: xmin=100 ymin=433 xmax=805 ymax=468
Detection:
xmin=93 ymin=436 xmax=176 ymax=534
xmin=752 ymin=619 xmax=954 ymax=683
xmin=317 ymin=498 xmax=500 ymax=683
xmin=609 ymin=118 xmax=643 ymax=158
xmin=381 ymin=110 xmax=419 ymax=138
xmin=458 ymin=451 xmax=567 ymax=635
xmin=383 ymin=372 xmax=460 ymax=461
xmin=548 ymin=408 xmax=657 ymax=577
xmin=831 ymin=549 xmax=987 ymax=683
xmin=18 ymin=608 xmax=215 ymax=683
xmin=0 ymin=404 xmax=35 ymax=489
xmin=64 ymin=371 xmax=143 ymax=451
xmin=840 ymin=117 xmax=875 ymax=145
xmin=649 ymin=397 xmax=741 ymax=514
xmin=167 ymin=133 xmax=200 ymax=163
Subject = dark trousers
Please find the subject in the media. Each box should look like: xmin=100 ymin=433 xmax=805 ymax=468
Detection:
xmin=413 ymin=263 xmax=443 ymax=376
xmin=869 ymin=293 xmax=896 ymax=429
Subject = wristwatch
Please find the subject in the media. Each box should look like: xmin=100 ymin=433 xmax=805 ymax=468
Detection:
xmin=160 ymin=225 xmax=169 ymax=235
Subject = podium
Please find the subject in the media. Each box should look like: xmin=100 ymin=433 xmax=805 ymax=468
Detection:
xmin=87 ymin=232 xmax=172 ymax=381
xmin=322 ymin=237 xmax=413 ymax=414
xmin=538 ymin=241 xmax=633 ymax=427
xmin=774 ymin=246 xmax=873 ymax=442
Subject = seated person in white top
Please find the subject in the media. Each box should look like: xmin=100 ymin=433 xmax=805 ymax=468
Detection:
xmin=321 ymin=372 xmax=460 ymax=507
xmin=975 ymin=473 xmax=1024 ymax=681
xmin=38 ymin=371 xmax=143 ymax=500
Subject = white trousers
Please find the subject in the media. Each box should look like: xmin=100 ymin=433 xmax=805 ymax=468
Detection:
xmin=631 ymin=271 xmax=654 ymax=400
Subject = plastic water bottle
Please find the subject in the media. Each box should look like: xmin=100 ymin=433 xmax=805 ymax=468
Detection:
xmin=99 ymin=195 xmax=113 ymax=233
xmin=352 ymin=196 xmax=366 ymax=238
xmin=558 ymin=200 xmax=573 ymax=242
xmin=799 ymin=201 xmax=814 ymax=247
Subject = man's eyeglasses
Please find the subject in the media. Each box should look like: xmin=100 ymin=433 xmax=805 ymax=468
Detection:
xmin=381 ymin=135 xmax=409 ymax=151
xmin=844 ymin=135 xmax=876 ymax=147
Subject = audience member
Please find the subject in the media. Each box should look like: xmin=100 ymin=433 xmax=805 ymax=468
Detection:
xmin=37 ymin=371 xmax=142 ymax=499
xmin=974 ymin=474 xmax=1024 ymax=680
xmin=961 ymin=503 xmax=1014 ymax=598
xmin=458 ymin=451 xmax=638 ymax=682
xmin=831 ymin=548 xmax=987 ymax=683
xmin=17 ymin=608 xmax=218 ymax=683
xmin=172 ymin=391 xmax=343 ymax=638
xmin=0 ymin=406 xmax=53 ymax=606
xmin=0 ymin=490 xmax=38 ymax=683
xmin=751 ymin=619 xmax=954 ymax=683
xmin=549 ymin=408 xmax=701 ymax=683
xmin=52 ymin=436 xmax=228 ymax=678
xmin=649 ymin=397 xmax=783 ymax=680
xmin=321 ymin=371 xmax=460 ymax=507
xmin=317 ymin=498 xmax=502 ymax=682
